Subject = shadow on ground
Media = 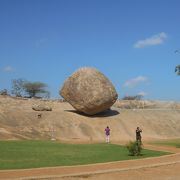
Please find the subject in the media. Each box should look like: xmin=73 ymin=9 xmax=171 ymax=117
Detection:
xmin=65 ymin=109 xmax=120 ymax=118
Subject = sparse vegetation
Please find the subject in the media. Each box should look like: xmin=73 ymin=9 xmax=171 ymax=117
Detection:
xmin=23 ymin=81 xmax=49 ymax=98
xmin=175 ymin=65 xmax=180 ymax=75
xmin=11 ymin=79 xmax=50 ymax=98
xmin=0 ymin=89 xmax=8 ymax=95
xmin=175 ymin=49 xmax=180 ymax=75
xmin=11 ymin=78 xmax=26 ymax=97
xmin=0 ymin=141 xmax=169 ymax=170
xmin=126 ymin=141 xmax=143 ymax=156
xmin=122 ymin=95 xmax=143 ymax=100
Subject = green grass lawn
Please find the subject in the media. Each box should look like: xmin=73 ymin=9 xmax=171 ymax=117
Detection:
xmin=151 ymin=139 xmax=180 ymax=148
xmin=0 ymin=140 xmax=170 ymax=170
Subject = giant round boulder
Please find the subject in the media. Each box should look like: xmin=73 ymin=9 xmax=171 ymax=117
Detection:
xmin=60 ymin=67 xmax=118 ymax=115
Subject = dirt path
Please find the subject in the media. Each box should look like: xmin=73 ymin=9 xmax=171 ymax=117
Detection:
xmin=0 ymin=144 xmax=180 ymax=180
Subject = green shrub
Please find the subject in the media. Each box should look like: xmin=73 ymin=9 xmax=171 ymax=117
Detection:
xmin=126 ymin=141 xmax=143 ymax=156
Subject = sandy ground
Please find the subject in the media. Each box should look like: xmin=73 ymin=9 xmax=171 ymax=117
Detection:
xmin=64 ymin=163 xmax=180 ymax=180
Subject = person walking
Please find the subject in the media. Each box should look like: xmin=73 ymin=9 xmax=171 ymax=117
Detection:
xmin=105 ymin=126 xmax=110 ymax=143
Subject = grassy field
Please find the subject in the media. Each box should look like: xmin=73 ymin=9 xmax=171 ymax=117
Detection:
xmin=0 ymin=140 xmax=170 ymax=170
xmin=152 ymin=139 xmax=180 ymax=148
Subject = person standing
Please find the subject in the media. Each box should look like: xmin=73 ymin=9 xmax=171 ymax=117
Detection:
xmin=105 ymin=126 xmax=110 ymax=143
xmin=136 ymin=127 xmax=142 ymax=143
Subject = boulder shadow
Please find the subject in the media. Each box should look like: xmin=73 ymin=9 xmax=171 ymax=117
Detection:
xmin=65 ymin=109 xmax=120 ymax=118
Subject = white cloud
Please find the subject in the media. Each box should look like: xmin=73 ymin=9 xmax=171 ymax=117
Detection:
xmin=123 ymin=76 xmax=148 ymax=88
xmin=3 ymin=66 xmax=14 ymax=72
xmin=137 ymin=91 xmax=148 ymax=97
xmin=134 ymin=32 xmax=167 ymax=48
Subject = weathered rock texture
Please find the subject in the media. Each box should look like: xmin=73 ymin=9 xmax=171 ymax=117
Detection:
xmin=32 ymin=104 xmax=52 ymax=111
xmin=60 ymin=67 xmax=118 ymax=115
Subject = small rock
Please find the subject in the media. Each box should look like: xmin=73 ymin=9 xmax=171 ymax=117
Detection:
xmin=32 ymin=104 xmax=52 ymax=111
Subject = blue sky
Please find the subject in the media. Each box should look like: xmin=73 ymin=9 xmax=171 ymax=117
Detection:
xmin=0 ymin=0 xmax=180 ymax=100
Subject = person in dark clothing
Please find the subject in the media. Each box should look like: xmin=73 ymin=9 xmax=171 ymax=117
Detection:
xmin=136 ymin=127 xmax=142 ymax=143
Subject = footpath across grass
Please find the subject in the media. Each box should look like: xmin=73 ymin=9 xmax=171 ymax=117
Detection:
xmin=0 ymin=140 xmax=170 ymax=170
xmin=151 ymin=139 xmax=180 ymax=148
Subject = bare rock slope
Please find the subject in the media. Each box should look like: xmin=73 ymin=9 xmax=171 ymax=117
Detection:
xmin=0 ymin=96 xmax=180 ymax=142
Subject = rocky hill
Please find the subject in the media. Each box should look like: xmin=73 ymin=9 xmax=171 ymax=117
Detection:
xmin=0 ymin=95 xmax=180 ymax=143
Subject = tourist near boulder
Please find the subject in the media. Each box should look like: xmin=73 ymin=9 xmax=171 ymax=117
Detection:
xmin=60 ymin=67 xmax=118 ymax=115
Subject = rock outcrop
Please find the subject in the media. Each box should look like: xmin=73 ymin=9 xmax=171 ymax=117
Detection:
xmin=32 ymin=104 xmax=52 ymax=111
xmin=60 ymin=67 xmax=118 ymax=115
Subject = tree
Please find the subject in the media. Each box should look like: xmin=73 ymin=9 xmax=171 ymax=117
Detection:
xmin=175 ymin=49 xmax=180 ymax=75
xmin=175 ymin=65 xmax=180 ymax=75
xmin=23 ymin=81 xmax=49 ymax=98
xmin=0 ymin=89 xmax=8 ymax=95
xmin=11 ymin=79 xmax=26 ymax=97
